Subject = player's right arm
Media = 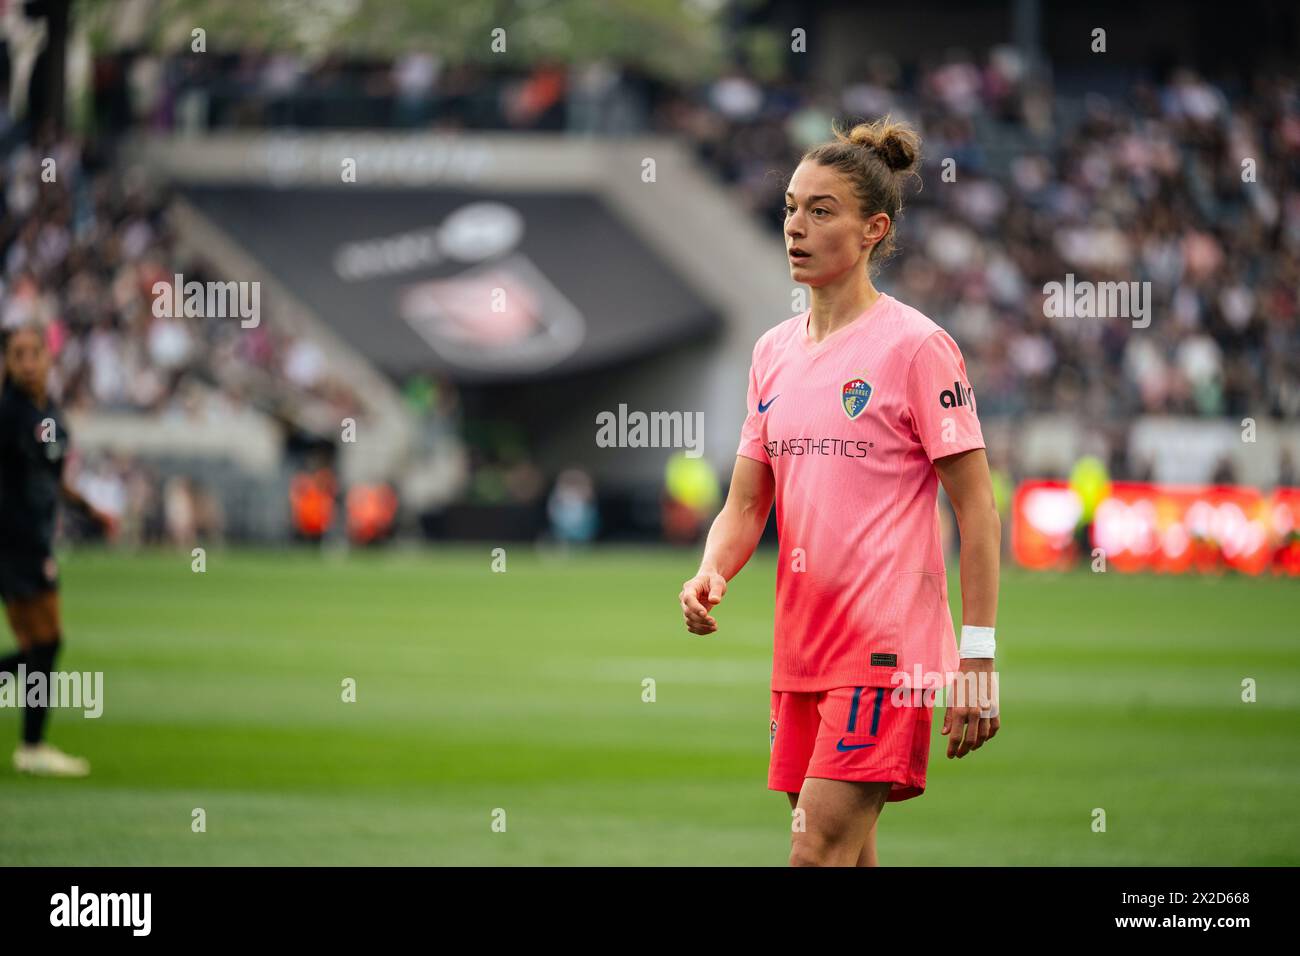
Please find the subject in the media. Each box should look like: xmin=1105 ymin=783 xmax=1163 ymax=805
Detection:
xmin=679 ymin=454 xmax=774 ymax=635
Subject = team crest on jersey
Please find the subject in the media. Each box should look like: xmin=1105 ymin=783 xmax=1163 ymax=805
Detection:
xmin=841 ymin=376 xmax=873 ymax=419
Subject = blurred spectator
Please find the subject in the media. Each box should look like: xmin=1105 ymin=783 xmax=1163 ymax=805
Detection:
xmin=661 ymin=451 xmax=721 ymax=545
xmin=547 ymin=468 xmax=599 ymax=545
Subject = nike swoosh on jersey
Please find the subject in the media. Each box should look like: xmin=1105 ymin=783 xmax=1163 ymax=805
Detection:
xmin=758 ymin=395 xmax=779 ymax=413
xmin=835 ymin=738 xmax=877 ymax=752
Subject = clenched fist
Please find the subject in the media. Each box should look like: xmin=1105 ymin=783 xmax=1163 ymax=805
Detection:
xmin=679 ymin=570 xmax=727 ymax=635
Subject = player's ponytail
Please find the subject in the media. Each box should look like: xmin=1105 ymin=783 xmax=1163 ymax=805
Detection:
xmin=800 ymin=115 xmax=922 ymax=274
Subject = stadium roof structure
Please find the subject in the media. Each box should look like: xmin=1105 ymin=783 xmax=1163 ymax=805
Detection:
xmin=179 ymin=181 xmax=722 ymax=385
xmin=126 ymin=130 xmax=794 ymax=481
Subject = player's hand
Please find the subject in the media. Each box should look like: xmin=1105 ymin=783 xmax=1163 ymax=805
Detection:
xmin=679 ymin=570 xmax=727 ymax=635
xmin=942 ymin=658 xmax=999 ymax=758
xmin=90 ymin=507 xmax=118 ymax=539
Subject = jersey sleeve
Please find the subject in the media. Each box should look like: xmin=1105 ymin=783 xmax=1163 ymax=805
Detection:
xmin=905 ymin=328 xmax=985 ymax=462
xmin=736 ymin=344 xmax=768 ymax=463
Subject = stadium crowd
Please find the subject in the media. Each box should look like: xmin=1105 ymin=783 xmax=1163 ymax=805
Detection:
xmin=0 ymin=129 xmax=376 ymax=542
xmin=664 ymin=55 xmax=1300 ymax=429
xmin=4 ymin=43 xmax=1297 ymax=545
xmin=101 ymin=47 xmax=1300 ymax=434
xmin=0 ymin=131 xmax=365 ymax=421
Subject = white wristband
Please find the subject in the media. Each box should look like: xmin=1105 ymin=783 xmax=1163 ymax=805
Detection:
xmin=959 ymin=625 xmax=996 ymax=659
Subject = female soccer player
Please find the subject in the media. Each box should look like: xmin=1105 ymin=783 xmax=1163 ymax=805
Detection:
xmin=0 ymin=322 xmax=113 ymax=776
xmin=678 ymin=117 xmax=1001 ymax=866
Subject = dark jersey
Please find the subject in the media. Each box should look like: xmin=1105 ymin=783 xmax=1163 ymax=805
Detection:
xmin=0 ymin=382 xmax=68 ymax=556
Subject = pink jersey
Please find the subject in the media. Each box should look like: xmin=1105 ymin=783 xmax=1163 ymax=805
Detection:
xmin=736 ymin=292 xmax=985 ymax=692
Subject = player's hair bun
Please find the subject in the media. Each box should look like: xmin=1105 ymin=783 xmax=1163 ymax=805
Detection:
xmin=846 ymin=117 xmax=920 ymax=173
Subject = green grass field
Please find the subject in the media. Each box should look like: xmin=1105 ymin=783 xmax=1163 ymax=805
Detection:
xmin=0 ymin=545 xmax=1296 ymax=866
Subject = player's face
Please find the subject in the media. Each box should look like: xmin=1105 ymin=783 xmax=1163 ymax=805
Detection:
xmin=784 ymin=162 xmax=888 ymax=286
xmin=4 ymin=327 xmax=49 ymax=397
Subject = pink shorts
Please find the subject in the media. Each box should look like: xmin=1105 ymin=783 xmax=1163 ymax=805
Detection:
xmin=768 ymin=685 xmax=935 ymax=801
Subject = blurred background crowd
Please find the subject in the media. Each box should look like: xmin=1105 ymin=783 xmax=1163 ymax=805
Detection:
xmin=1 ymin=0 xmax=1297 ymax=560
xmin=77 ymin=47 xmax=1300 ymax=427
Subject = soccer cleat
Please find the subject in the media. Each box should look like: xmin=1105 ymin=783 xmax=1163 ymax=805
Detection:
xmin=13 ymin=743 xmax=90 ymax=777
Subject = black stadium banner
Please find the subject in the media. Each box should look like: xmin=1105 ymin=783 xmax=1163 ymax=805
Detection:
xmin=180 ymin=186 xmax=721 ymax=385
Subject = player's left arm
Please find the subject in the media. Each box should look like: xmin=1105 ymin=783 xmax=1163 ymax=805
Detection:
xmin=934 ymin=447 xmax=1000 ymax=757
